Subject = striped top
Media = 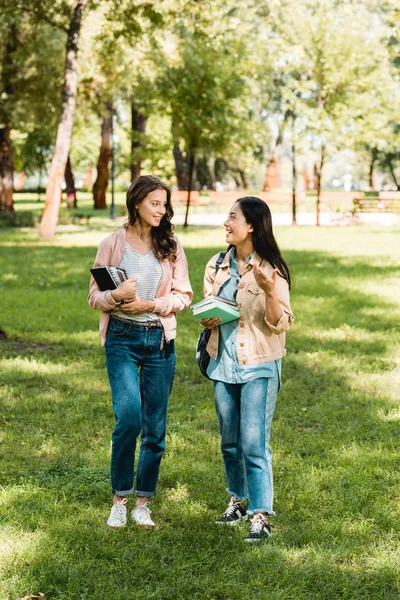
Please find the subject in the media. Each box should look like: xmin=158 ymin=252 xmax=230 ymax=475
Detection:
xmin=113 ymin=242 xmax=162 ymax=322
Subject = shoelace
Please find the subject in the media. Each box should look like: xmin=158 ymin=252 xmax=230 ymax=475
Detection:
xmin=223 ymin=504 xmax=238 ymax=518
xmin=136 ymin=503 xmax=151 ymax=519
xmin=113 ymin=498 xmax=127 ymax=519
xmin=223 ymin=498 xmax=242 ymax=518
xmin=250 ymin=514 xmax=266 ymax=534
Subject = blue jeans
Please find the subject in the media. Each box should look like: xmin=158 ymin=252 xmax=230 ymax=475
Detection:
xmin=105 ymin=317 xmax=176 ymax=497
xmin=213 ymin=367 xmax=280 ymax=514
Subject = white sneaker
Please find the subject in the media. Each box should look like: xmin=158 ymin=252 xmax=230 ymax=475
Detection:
xmin=131 ymin=503 xmax=155 ymax=528
xmin=107 ymin=498 xmax=127 ymax=528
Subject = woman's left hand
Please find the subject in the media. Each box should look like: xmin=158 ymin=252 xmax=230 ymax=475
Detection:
xmin=253 ymin=265 xmax=277 ymax=294
xmin=119 ymin=298 xmax=156 ymax=315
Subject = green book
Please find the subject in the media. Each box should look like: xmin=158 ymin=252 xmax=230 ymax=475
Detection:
xmin=190 ymin=296 xmax=240 ymax=325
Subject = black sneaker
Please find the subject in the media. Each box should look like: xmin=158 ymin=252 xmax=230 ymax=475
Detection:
xmin=215 ymin=497 xmax=248 ymax=525
xmin=244 ymin=513 xmax=272 ymax=542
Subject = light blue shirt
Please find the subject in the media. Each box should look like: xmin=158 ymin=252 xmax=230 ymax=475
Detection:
xmin=207 ymin=250 xmax=281 ymax=383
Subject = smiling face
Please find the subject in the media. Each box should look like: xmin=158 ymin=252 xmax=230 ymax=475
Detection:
xmin=136 ymin=189 xmax=167 ymax=228
xmin=224 ymin=202 xmax=254 ymax=246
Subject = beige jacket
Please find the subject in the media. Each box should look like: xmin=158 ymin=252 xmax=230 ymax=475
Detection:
xmin=204 ymin=248 xmax=294 ymax=365
xmin=88 ymin=228 xmax=193 ymax=345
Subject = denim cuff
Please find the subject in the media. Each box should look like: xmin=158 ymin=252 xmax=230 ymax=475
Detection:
xmin=227 ymin=488 xmax=247 ymax=502
xmin=113 ymin=487 xmax=134 ymax=496
xmin=247 ymin=509 xmax=276 ymax=516
xmin=136 ymin=490 xmax=156 ymax=498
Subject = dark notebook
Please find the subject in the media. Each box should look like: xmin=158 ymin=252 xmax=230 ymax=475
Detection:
xmin=90 ymin=266 xmax=127 ymax=290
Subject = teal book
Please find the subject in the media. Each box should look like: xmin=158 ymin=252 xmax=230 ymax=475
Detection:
xmin=190 ymin=296 xmax=240 ymax=325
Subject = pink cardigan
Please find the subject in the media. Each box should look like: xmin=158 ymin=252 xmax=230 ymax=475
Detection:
xmin=88 ymin=228 xmax=193 ymax=345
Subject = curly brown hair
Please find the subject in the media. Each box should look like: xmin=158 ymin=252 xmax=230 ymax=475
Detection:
xmin=125 ymin=175 xmax=177 ymax=261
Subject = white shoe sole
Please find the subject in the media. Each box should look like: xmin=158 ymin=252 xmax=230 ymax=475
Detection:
xmin=135 ymin=522 xmax=155 ymax=529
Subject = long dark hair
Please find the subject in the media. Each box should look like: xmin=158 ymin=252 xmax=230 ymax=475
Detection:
xmin=126 ymin=175 xmax=176 ymax=261
xmin=233 ymin=196 xmax=291 ymax=288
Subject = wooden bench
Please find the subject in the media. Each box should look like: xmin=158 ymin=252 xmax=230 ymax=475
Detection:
xmin=258 ymin=190 xmax=305 ymax=204
xmin=208 ymin=191 xmax=243 ymax=205
xmin=171 ymin=191 xmax=202 ymax=206
xmin=207 ymin=190 xmax=304 ymax=206
xmin=318 ymin=191 xmax=365 ymax=206
xmin=353 ymin=191 xmax=400 ymax=213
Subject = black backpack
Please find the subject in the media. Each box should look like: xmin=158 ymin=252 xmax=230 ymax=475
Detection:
xmin=195 ymin=251 xmax=226 ymax=379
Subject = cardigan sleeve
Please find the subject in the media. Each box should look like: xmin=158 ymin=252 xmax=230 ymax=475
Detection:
xmin=88 ymin=238 xmax=121 ymax=312
xmin=152 ymin=238 xmax=193 ymax=316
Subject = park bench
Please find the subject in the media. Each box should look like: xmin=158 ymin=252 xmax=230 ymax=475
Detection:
xmin=319 ymin=191 xmax=365 ymax=207
xmin=171 ymin=190 xmax=203 ymax=206
xmin=208 ymin=191 xmax=242 ymax=205
xmin=353 ymin=191 xmax=400 ymax=213
xmin=207 ymin=190 xmax=304 ymax=206
xmin=258 ymin=190 xmax=305 ymax=204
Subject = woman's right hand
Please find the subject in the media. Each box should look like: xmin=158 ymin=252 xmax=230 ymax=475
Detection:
xmin=111 ymin=278 xmax=137 ymax=303
xmin=200 ymin=317 xmax=222 ymax=329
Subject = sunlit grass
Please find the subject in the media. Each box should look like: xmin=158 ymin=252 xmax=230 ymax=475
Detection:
xmin=0 ymin=226 xmax=399 ymax=599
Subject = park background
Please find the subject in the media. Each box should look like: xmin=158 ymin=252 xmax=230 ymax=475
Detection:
xmin=1 ymin=1 xmax=400 ymax=599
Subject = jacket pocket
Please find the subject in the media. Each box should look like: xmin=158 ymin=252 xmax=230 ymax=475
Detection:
xmin=247 ymin=283 xmax=261 ymax=295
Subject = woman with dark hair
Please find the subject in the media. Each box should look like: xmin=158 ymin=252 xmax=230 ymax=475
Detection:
xmin=89 ymin=175 xmax=192 ymax=528
xmin=201 ymin=196 xmax=293 ymax=542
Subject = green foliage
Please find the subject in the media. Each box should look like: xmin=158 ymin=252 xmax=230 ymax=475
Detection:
xmin=0 ymin=226 xmax=399 ymax=599
xmin=0 ymin=209 xmax=39 ymax=227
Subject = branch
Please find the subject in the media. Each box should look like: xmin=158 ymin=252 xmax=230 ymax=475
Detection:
xmin=18 ymin=2 xmax=69 ymax=33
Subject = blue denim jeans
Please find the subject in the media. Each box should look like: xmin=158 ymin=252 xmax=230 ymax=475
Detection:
xmin=213 ymin=366 xmax=280 ymax=514
xmin=105 ymin=317 xmax=176 ymax=497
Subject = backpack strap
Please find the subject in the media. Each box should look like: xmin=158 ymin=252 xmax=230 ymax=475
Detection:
xmin=215 ymin=251 xmax=226 ymax=273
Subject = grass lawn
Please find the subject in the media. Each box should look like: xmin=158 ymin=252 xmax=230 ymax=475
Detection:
xmin=0 ymin=225 xmax=399 ymax=600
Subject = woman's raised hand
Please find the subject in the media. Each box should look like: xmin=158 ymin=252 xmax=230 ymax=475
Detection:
xmin=253 ymin=265 xmax=277 ymax=295
xmin=112 ymin=278 xmax=137 ymax=303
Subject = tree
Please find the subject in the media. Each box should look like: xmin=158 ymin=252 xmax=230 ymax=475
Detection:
xmin=39 ymin=0 xmax=89 ymax=238
xmin=158 ymin=0 xmax=254 ymax=225
xmin=270 ymin=0 xmax=393 ymax=223
xmin=0 ymin=0 xmax=69 ymax=212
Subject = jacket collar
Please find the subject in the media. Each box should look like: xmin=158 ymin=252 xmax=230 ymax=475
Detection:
xmin=219 ymin=247 xmax=264 ymax=270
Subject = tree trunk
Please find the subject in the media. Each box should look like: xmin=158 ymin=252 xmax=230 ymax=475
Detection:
xmin=237 ymin=162 xmax=248 ymax=189
xmin=83 ymin=167 xmax=93 ymax=188
xmin=313 ymin=162 xmax=319 ymax=191
xmin=64 ymin=154 xmax=77 ymax=208
xmin=39 ymin=0 xmax=88 ymax=239
xmin=210 ymin=157 xmax=217 ymax=191
xmin=0 ymin=127 xmax=14 ymax=212
xmin=228 ymin=160 xmax=248 ymax=189
xmin=316 ymin=145 xmax=325 ymax=227
xmin=131 ymin=103 xmax=147 ymax=181
xmin=292 ymin=142 xmax=297 ymax=226
xmin=368 ymin=148 xmax=378 ymax=191
xmin=263 ymin=127 xmax=284 ymax=191
xmin=0 ymin=21 xmax=19 ymax=213
xmin=183 ymin=150 xmax=195 ymax=228
xmin=16 ymin=172 xmax=25 ymax=191
xmin=93 ymin=108 xmax=112 ymax=210
xmin=304 ymin=162 xmax=310 ymax=191
xmin=387 ymin=156 xmax=400 ymax=190
xmin=173 ymin=142 xmax=188 ymax=190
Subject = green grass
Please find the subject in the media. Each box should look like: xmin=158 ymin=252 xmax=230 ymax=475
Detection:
xmin=0 ymin=226 xmax=399 ymax=600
